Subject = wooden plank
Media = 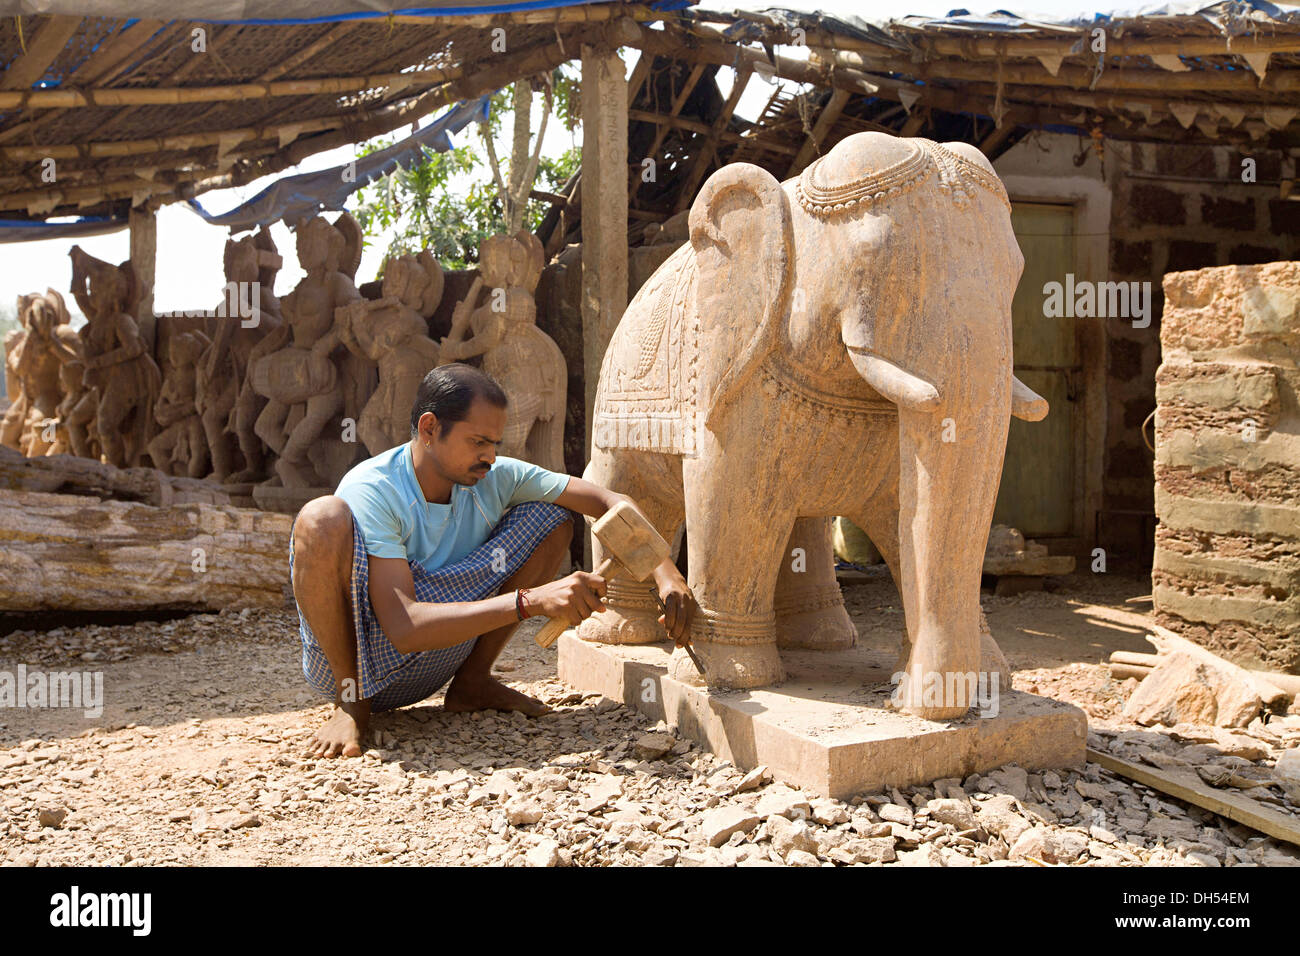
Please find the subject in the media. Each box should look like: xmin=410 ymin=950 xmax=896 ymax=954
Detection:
xmin=1086 ymin=748 xmax=1300 ymax=848
xmin=787 ymin=87 xmax=851 ymax=177
xmin=1 ymin=15 xmax=82 ymax=90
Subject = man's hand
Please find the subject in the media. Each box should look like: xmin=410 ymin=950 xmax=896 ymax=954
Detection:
xmin=652 ymin=562 xmax=696 ymax=646
xmin=528 ymin=571 xmax=608 ymax=626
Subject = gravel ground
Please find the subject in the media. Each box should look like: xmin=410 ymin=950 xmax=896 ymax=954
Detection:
xmin=2 ymin=578 xmax=1298 ymax=867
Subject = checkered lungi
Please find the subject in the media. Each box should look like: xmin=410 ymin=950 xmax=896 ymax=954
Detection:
xmin=289 ymin=500 xmax=574 ymax=713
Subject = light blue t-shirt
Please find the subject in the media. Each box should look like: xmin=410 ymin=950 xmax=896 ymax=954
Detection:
xmin=334 ymin=442 xmax=570 ymax=572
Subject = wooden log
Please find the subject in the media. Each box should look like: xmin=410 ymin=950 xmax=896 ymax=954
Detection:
xmin=1108 ymin=647 xmax=1300 ymax=699
xmin=1087 ymin=747 xmax=1300 ymax=848
xmin=0 ymin=447 xmax=236 ymax=508
xmin=1108 ymin=661 xmax=1153 ymax=681
xmin=0 ymin=488 xmax=292 ymax=612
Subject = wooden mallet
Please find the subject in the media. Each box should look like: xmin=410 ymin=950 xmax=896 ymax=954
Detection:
xmin=533 ymin=503 xmax=702 ymax=674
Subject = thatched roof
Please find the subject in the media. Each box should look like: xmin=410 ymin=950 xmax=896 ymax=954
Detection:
xmin=534 ymin=1 xmax=1300 ymax=246
xmin=0 ymin=1 xmax=652 ymax=221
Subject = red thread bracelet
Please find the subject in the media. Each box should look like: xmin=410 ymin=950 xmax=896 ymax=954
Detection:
xmin=516 ymin=588 xmax=532 ymax=620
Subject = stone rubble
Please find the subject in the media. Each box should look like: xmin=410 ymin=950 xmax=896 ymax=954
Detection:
xmin=0 ymin=604 xmax=1297 ymax=867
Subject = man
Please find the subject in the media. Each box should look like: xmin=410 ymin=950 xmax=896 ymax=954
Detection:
xmin=290 ymin=363 xmax=696 ymax=757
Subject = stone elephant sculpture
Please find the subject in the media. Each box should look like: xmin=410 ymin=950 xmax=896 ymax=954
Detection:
xmin=578 ymin=132 xmax=1048 ymax=719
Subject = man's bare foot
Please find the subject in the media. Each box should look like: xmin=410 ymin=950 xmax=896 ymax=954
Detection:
xmin=444 ymin=675 xmax=551 ymax=717
xmin=308 ymin=702 xmax=369 ymax=758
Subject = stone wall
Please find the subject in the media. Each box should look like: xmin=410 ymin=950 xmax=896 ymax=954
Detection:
xmin=1105 ymin=143 xmax=1298 ymax=559
xmin=1153 ymin=260 xmax=1300 ymax=673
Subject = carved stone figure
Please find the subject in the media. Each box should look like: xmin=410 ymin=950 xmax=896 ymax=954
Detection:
xmin=17 ymin=291 xmax=79 ymax=457
xmin=322 ymin=250 xmax=443 ymax=455
xmin=69 ymin=245 xmax=161 ymax=467
xmin=578 ymin=135 xmax=1050 ymax=718
xmin=1 ymin=300 xmax=32 ymax=452
xmin=147 ymin=330 xmax=211 ymax=478
xmin=439 ymin=231 xmax=566 ymax=472
xmin=250 ymin=213 xmax=368 ymax=488
xmin=196 ymin=227 xmax=284 ymax=482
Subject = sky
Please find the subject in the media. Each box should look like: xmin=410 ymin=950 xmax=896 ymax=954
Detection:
xmin=1 ymin=0 xmax=1128 ymax=325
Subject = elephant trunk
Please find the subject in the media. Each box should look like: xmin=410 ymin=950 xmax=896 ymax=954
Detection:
xmin=891 ymin=379 xmax=1010 ymax=720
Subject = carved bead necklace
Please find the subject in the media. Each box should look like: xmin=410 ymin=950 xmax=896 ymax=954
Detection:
xmin=795 ymin=139 xmax=932 ymax=216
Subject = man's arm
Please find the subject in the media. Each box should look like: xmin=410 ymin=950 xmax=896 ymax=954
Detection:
xmin=552 ymin=477 xmax=696 ymax=644
xmin=368 ymin=555 xmax=606 ymax=655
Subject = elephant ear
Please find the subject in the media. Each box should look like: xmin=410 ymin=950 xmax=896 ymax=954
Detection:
xmin=689 ymin=162 xmax=793 ymax=430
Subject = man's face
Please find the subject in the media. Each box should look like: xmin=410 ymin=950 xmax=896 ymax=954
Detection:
xmin=424 ymin=398 xmax=506 ymax=485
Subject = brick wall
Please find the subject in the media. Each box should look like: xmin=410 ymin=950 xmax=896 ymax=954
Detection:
xmin=1105 ymin=143 xmax=1298 ymax=561
xmin=1154 ymin=261 xmax=1300 ymax=673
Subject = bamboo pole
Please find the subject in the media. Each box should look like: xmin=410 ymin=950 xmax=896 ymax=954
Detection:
xmin=0 ymin=66 xmax=463 ymax=109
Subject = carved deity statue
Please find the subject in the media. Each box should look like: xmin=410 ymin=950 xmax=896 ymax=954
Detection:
xmin=321 ymin=250 xmax=443 ymax=455
xmin=147 ymin=330 xmax=211 ymax=478
xmin=196 ymin=227 xmax=284 ymax=482
xmin=250 ymin=213 xmax=369 ymax=488
xmin=439 ymin=231 xmax=566 ymax=472
xmin=0 ymin=290 xmax=81 ymax=456
xmin=68 ymin=245 xmax=161 ymax=467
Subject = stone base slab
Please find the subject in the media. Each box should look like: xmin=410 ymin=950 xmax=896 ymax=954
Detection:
xmin=557 ymin=633 xmax=1087 ymax=799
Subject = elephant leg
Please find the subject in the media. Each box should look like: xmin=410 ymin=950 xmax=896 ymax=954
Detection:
xmin=673 ymin=457 xmax=788 ymax=689
xmin=773 ymin=516 xmax=857 ymax=651
xmin=576 ymin=445 xmax=685 ymax=646
xmin=848 ymin=486 xmax=1009 ymax=694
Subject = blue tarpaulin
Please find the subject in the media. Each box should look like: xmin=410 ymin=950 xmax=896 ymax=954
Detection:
xmin=183 ymin=93 xmax=490 ymax=234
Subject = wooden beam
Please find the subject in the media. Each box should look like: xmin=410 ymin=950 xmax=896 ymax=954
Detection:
xmin=830 ymin=49 xmax=1300 ymax=95
xmin=683 ymin=17 xmax=1300 ymax=60
xmin=628 ymin=25 xmax=1043 ymax=132
xmin=788 ymin=87 xmax=851 ymax=177
xmin=916 ymin=33 xmax=1300 ymax=60
xmin=673 ymin=64 xmax=752 ymax=212
xmin=129 ymin=205 xmax=157 ymax=351
xmin=581 ymin=42 xmax=629 ymax=567
xmin=0 ymin=67 xmax=470 ymax=109
xmin=73 ymin=18 xmax=168 ymax=85
xmin=956 ymin=80 xmax=1275 ymax=127
xmin=632 ymin=62 xmax=706 ymax=200
xmin=1087 ymin=748 xmax=1300 ymax=849
xmin=899 ymin=109 xmax=929 ymax=137
xmin=628 ymin=108 xmax=798 ymax=155
xmin=978 ymin=120 xmax=1020 ymax=157
xmin=1 ymin=16 xmax=82 ymax=90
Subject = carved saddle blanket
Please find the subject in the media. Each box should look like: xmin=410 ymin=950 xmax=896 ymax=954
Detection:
xmin=591 ymin=242 xmax=700 ymax=456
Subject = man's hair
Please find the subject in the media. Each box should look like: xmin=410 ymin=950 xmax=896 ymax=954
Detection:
xmin=410 ymin=363 xmax=508 ymax=439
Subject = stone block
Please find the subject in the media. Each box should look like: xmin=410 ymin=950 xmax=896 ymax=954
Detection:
xmin=555 ymin=634 xmax=1087 ymax=800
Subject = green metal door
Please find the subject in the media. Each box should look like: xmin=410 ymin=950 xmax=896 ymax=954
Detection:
xmin=992 ymin=202 xmax=1077 ymax=538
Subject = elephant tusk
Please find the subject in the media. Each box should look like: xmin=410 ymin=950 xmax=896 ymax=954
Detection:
xmin=845 ymin=346 xmax=941 ymax=412
xmin=1011 ymin=375 xmax=1049 ymax=422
